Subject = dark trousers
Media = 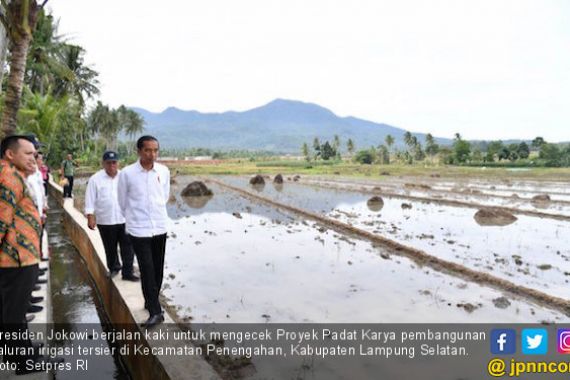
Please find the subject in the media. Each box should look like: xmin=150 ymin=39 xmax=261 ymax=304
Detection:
xmin=129 ymin=234 xmax=167 ymax=315
xmin=0 ymin=264 xmax=39 ymax=367
xmin=98 ymin=224 xmax=135 ymax=276
xmin=63 ymin=175 xmax=74 ymax=197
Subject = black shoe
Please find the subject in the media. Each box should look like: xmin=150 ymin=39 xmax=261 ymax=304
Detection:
xmin=142 ymin=314 xmax=164 ymax=328
xmin=15 ymin=355 xmax=64 ymax=375
xmin=122 ymin=274 xmax=140 ymax=282
xmin=27 ymin=305 xmax=43 ymax=313
xmin=30 ymin=296 xmax=44 ymax=304
xmin=33 ymin=285 xmax=41 ymax=291
xmin=38 ymin=268 xmax=47 ymax=274
xmin=40 ymin=257 xmax=49 ymax=262
xmin=108 ymin=270 xmax=120 ymax=278
xmin=36 ymin=278 xmax=47 ymax=284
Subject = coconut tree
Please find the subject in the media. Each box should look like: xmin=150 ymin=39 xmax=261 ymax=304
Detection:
xmin=0 ymin=0 xmax=49 ymax=137
xmin=403 ymin=131 xmax=413 ymax=147
xmin=53 ymin=44 xmax=99 ymax=106
xmin=385 ymin=134 xmax=394 ymax=152
xmin=346 ymin=138 xmax=355 ymax=157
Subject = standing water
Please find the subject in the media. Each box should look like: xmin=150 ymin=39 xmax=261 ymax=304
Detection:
xmin=46 ymin=198 xmax=130 ymax=379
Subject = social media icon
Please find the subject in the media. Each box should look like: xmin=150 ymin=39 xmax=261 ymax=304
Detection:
xmin=522 ymin=329 xmax=547 ymax=354
xmin=491 ymin=329 xmax=516 ymax=354
xmin=557 ymin=329 xmax=570 ymax=354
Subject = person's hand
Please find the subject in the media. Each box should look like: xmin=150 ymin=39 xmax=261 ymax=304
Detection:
xmin=87 ymin=214 xmax=96 ymax=230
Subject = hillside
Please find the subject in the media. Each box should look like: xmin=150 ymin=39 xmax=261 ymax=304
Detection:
xmin=130 ymin=99 xmax=452 ymax=153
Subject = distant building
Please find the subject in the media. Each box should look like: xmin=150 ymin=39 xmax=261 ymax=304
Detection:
xmin=184 ymin=156 xmax=213 ymax=161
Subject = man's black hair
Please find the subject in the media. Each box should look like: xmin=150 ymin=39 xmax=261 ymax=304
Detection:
xmin=0 ymin=135 xmax=35 ymax=159
xmin=136 ymin=135 xmax=159 ymax=150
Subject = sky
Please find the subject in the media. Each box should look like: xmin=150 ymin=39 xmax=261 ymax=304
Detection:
xmin=48 ymin=0 xmax=570 ymax=141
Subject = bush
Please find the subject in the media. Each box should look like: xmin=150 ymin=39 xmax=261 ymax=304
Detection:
xmin=354 ymin=149 xmax=376 ymax=164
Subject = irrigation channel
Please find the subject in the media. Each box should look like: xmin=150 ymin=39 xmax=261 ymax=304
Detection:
xmin=47 ymin=197 xmax=130 ymax=379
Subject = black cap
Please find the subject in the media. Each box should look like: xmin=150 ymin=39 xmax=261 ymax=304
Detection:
xmin=25 ymin=134 xmax=42 ymax=149
xmin=102 ymin=151 xmax=119 ymax=161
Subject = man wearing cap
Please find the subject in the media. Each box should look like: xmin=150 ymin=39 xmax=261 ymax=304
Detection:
xmin=85 ymin=151 xmax=138 ymax=281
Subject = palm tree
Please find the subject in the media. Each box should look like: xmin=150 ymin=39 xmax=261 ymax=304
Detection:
xmin=117 ymin=105 xmax=144 ymax=155
xmin=347 ymin=138 xmax=355 ymax=156
xmin=0 ymin=0 xmax=49 ymax=137
xmin=301 ymin=142 xmax=310 ymax=161
xmin=54 ymin=44 xmax=99 ymax=106
xmin=385 ymin=134 xmax=394 ymax=151
xmin=403 ymin=131 xmax=413 ymax=147
xmin=333 ymin=134 xmax=340 ymax=150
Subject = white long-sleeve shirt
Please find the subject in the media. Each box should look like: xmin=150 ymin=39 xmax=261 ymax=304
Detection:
xmin=118 ymin=160 xmax=170 ymax=237
xmin=84 ymin=169 xmax=125 ymax=225
xmin=26 ymin=169 xmax=46 ymax=215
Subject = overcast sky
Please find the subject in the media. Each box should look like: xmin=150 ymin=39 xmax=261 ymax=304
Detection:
xmin=48 ymin=0 xmax=569 ymax=141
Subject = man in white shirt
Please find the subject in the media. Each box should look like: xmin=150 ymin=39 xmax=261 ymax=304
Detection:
xmin=85 ymin=151 xmax=138 ymax=281
xmin=118 ymin=136 xmax=170 ymax=327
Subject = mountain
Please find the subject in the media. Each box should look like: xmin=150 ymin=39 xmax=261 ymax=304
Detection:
xmin=130 ymin=99 xmax=452 ymax=153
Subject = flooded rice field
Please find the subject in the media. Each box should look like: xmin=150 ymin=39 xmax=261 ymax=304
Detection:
xmin=213 ymin=176 xmax=570 ymax=301
xmin=160 ymin=177 xmax=570 ymax=324
xmin=302 ymin=176 xmax=570 ymax=216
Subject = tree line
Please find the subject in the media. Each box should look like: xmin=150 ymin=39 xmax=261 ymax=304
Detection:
xmin=0 ymin=3 xmax=144 ymax=167
xmin=300 ymin=133 xmax=570 ymax=167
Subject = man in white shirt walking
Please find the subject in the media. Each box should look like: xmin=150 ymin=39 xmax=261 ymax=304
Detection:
xmin=118 ymin=136 xmax=170 ymax=327
xmin=85 ymin=151 xmax=138 ymax=281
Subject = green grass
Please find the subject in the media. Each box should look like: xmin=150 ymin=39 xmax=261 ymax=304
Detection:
xmin=168 ymin=160 xmax=570 ymax=181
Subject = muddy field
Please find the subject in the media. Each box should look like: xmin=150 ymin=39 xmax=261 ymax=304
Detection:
xmin=158 ymin=175 xmax=570 ymax=324
xmin=71 ymin=173 xmax=570 ymax=323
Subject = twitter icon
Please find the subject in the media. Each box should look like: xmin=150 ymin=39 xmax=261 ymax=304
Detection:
xmin=522 ymin=329 xmax=548 ymax=354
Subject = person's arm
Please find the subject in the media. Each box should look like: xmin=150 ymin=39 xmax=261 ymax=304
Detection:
xmin=163 ymin=167 xmax=170 ymax=204
xmin=117 ymin=170 xmax=128 ymax=214
xmin=84 ymin=177 xmax=97 ymax=230
xmin=0 ymin=174 xmax=20 ymax=242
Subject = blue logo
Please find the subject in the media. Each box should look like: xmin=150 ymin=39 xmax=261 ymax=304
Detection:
xmin=491 ymin=329 xmax=516 ymax=354
xmin=522 ymin=329 xmax=548 ymax=354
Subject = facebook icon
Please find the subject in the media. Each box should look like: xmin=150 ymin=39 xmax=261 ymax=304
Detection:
xmin=491 ymin=329 xmax=516 ymax=354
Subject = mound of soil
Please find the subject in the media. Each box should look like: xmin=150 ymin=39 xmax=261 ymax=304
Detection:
xmin=182 ymin=196 xmax=212 ymax=209
xmin=401 ymin=203 xmax=412 ymax=210
xmin=181 ymin=181 xmax=213 ymax=196
xmin=430 ymin=173 xmax=441 ymax=178
xmin=532 ymin=194 xmax=551 ymax=202
xmin=380 ymin=171 xmax=390 ymax=176
xmin=274 ymin=174 xmax=284 ymax=184
xmin=473 ymin=208 xmax=517 ymax=226
xmin=404 ymin=183 xmax=431 ymax=190
xmin=492 ymin=296 xmax=511 ymax=309
xmin=249 ymin=175 xmax=265 ymax=185
xmin=531 ymin=194 xmax=551 ymax=208
xmin=293 ymin=175 xmax=301 ymax=182
xmin=366 ymin=196 xmax=384 ymax=212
